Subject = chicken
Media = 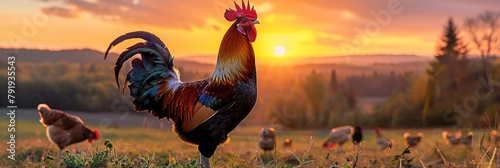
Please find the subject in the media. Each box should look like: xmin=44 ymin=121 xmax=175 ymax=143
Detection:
xmin=37 ymin=104 xmax=100 ymax=155
xmin=442 ymin=131 xmax=462 ymax=145
xmin=258 ymin=127 xmax=275 ymax=161
xmin=404 ymin=132 xmax=423 ymax=147
xmin=259 ymin=128 xmax=276 ymax=152
xmin=322 ymin=125 xmax=363 ymax=150
xmin=283 ymin=138 xmax=293 ymax=148
xmin=352 ymin=126 xmax=363 ymax=145
xmin=461 ymin=132 xmax=473 ymax=148
xmin=104 ymin=1 xmax=259 ymax=167
xmin=491 ymin=130 xmax=500 ymax=146
xmin=375 ymin=127 xmax=394 ymax=150
xmin=442 ymin=131 xmax=473 ymax=148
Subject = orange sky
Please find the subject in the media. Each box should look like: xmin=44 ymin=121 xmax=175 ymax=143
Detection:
xmin=1 ymin=0 xmax=498 ymax=62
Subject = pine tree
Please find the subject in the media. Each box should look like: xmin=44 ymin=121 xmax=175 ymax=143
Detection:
xmin=423 ymin=18 xmax=468 ymax=126
xmin=438 ymin=19 xmax=464 ymax=58
xmin=432 ymin=18 xmax=467 ymax=98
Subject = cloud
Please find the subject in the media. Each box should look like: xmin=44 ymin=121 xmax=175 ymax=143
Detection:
xmin=35 ymin=0 xmax=272 ymax=31
xmin=295 ymin=0 xmax=500 ymax=46
xmin=315 ymin=35 xmax=344 ymax=46
xmin=254 ymin=1 xmax=274 ymax=14
xmin=41 ymin=6 xmax=80 ymax=18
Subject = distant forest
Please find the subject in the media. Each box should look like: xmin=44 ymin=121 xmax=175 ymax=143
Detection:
xmin=344 ymin=71 xmax=415 ymax=97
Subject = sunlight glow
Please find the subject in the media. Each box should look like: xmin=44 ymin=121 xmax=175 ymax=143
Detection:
xmin=342 ymin=11 xmax=353 ymax=19
xmin=274 ymin=46 xmax=285 ymax=57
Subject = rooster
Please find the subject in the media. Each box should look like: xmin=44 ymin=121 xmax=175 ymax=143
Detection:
xmin=375 ymin=127 xmax=394 ymax=150
xmin=403 ymin=132 xmax=423 ymax=147
xmin=322 ymin=125 xmax=363 ymax=150
xmin=442 ymin=131 xmax=473 ymax=148
xmin=37 ymin=104 xmax=100 ymax=155
xmin=104 ymin=1 xmax=259 ymax=167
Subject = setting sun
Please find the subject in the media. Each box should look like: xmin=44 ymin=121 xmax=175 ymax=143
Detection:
xmin=274 ymin=46 xmax=286 ymax=57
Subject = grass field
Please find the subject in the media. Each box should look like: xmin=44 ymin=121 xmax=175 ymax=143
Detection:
xmin=0 ymin=119 xmax=498 ymax=167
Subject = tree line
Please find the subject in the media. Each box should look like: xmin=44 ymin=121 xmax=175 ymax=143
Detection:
xmin=375 ymin=12 xmax=500 ymax=128
xmin=265 ymin=68 xmax=418 ymax=129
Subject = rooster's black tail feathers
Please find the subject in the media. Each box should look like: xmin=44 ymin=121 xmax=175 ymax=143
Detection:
xmin=104 ymin=31 xmax=180 ymax=114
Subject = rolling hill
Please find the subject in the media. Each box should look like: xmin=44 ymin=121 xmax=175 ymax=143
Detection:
xmin=0 ymin=48 xmax=430 ymax=76
xmin=0 ymin=48 xmax=431 ymax=65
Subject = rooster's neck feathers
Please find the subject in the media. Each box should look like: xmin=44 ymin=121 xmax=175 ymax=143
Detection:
xmin=211 ymin=21 xmax=256 ymax=84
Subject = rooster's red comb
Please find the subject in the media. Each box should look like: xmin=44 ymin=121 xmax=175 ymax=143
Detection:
xmin=224 ymin=0 xmax=257 ymax=21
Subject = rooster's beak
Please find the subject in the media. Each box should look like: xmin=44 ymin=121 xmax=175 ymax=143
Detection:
xmin=253 ymin=20 xmax=260 ymax=24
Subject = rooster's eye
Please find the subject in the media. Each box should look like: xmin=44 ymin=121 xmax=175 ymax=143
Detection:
xmin=241 ymin=19 xmax=247 ymax=23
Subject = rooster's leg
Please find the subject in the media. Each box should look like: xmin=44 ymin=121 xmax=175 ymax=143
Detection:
xmin=199 ymin=152 xmax=211 ymax=168
xmin=57 ymin=149 xmax=62 ymax=157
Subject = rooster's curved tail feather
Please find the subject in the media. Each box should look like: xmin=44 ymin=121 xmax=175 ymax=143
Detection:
xmin=104 ymin=31 xmax=181 ymax=118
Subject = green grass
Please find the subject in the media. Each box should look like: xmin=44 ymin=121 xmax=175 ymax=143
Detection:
xmin=0 ymin=120 xmax=498 ymax=167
